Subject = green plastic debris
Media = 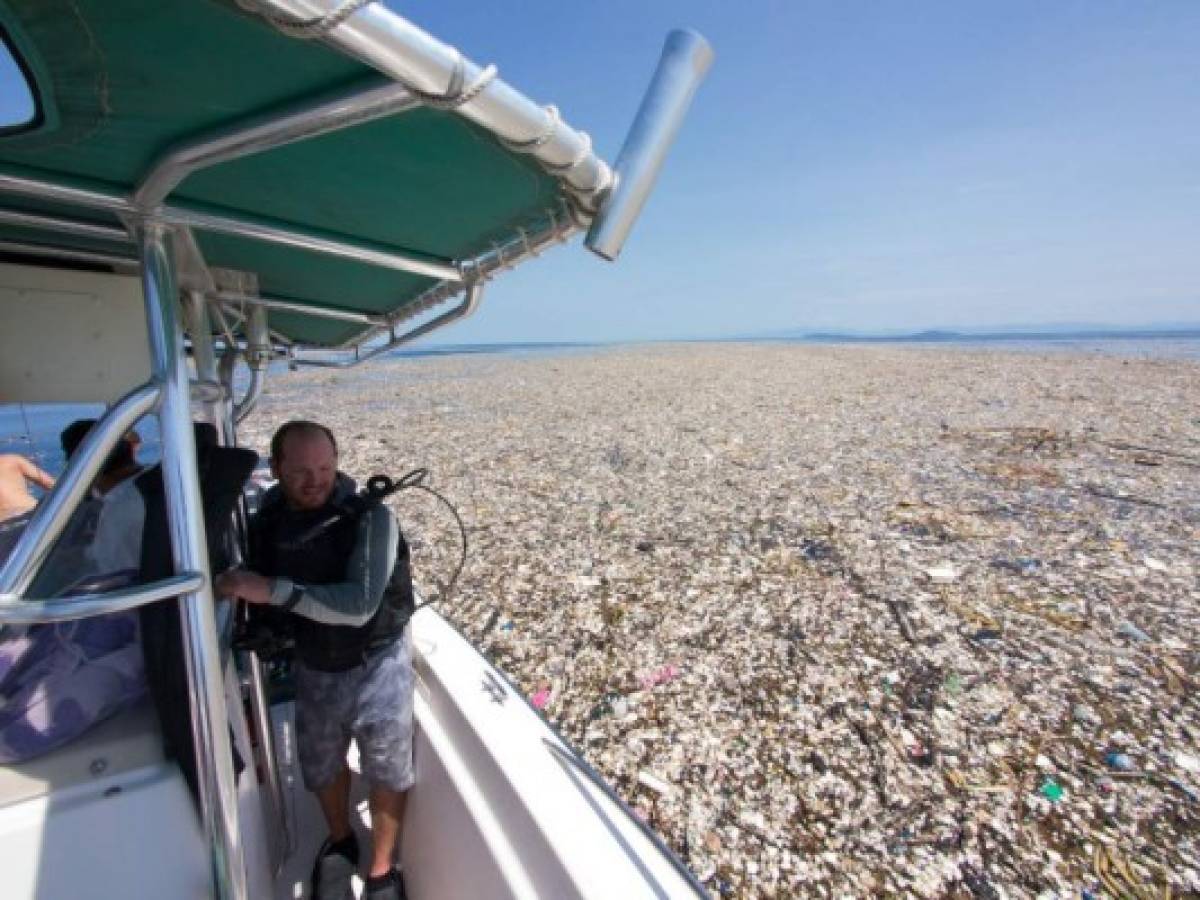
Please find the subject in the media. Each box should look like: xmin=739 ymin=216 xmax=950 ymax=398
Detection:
xmin=1039 ymin=779 xmax=1064 ymax=802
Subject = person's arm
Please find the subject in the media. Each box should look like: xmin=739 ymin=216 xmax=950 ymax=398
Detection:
xmin=218 ymin=504 xmax=398 ymax=627
xmin=0 ymin=454 xmax=54 ymax=522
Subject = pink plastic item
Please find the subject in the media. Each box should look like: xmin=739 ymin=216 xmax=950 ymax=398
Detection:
xmin=638 ymin=663 xmax=681 ymax=691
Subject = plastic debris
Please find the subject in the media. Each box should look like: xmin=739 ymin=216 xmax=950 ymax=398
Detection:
xmin=1116 ymin=621 xmax=1151 ymax=642
xmin=239 ymin=343 xmax=1200 ymax=897
xmin=637 ymin=771 xmax=673 ymax=796
xmin=1104 ymin=751 xmax=1135 ymax=772
xmin=530 ymin=688 xmax=552 ymax=710
xmin=1175 ymin=751 xmax=1200 ymax=774
xmin=970 ymin=627 xmax=1003 ymax=642
xmin=1039 ymin=778 xmax=1064 ymax=801
xmin=925 ymin=564 xmax=960 ymax=583
xmin=990 ymin=556 xmax=1042 ymax=575
xmin=638 ymin=663 xmax=680 ymax=690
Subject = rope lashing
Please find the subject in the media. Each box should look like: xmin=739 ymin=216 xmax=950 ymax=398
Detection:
xmin=240 ymin=0 xmax=378 ymax=40
xmin=499 ymin=104 xmax=561 ymax=152
xmin=563 ymin=191 xmax=597 ymax=227
xmin=489 ymin=241 xmax=509 ymax=275
xmin=406 ymin=56 xmax=498 ymax=110
xmin=543 ymin=130 xmax=593 ymax=175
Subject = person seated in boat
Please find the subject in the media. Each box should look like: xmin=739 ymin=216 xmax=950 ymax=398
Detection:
xmin=216 ymin=420 xmax=415 ymax=900
xmin=59 ymin=419 xmax=144 ymax=496
xmin=0 ymin=451 xmax=146 ymax=765
xmin=32 ymin=420 xmax=148 ymax=596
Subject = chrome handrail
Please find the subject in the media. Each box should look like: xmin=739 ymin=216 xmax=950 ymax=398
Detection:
xmin=139 ymin=224 xmax=248 ymax=900
xmin=241 ymin=648 xmax=292 ymax=871
xmin=0 ymin=381 xmax=161 ymax=598
xmin=0 ymin=171 xmax=460 ymax=283
xmin=156 ymin=206 xmax=460 ymax=283
xmin=135 ymin=76 xmax=418 ymax=210
xmin=0 ymin=207 xmax=133 ymax=244
xmin=0 ymin=240 xmax=138 ymax=270
xmin=293 ymin=280 xmax=484 ymax=368
xmin=0 ymin=573 xmax=205 ymax=624
xmin=216 ymin=291 xmax=389 ymax=327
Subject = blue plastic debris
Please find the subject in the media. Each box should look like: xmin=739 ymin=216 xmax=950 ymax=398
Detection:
xmin=1104 ymin=751 xmax=1134 ymax=772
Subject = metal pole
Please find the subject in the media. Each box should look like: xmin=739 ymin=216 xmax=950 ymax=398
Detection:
xmin=0 ymin=573 xmax=204 ymax=624
xmin=183 ymin=290 xmax=230 ymax=444
xmin=135 ymin=77 xmax=418 ymax=210
xmin=585 ymin=30 xmax=714 ymax=261
xmin=216 ymin=291 xmax=388 ymax=326
xmin=0 ymin=240 xmax=138 ymax=270
xmin=242 ymin=650 xmax=291 ymax=870
xmin=247 ymin=0 xmax=613 ymax=202
xmin=294 ymin=281 xmax=483 ymax=369
xmin=157 ymin=206 xmax=461 ymax=282
xmin=0 ymin=171 xmax=461 ymax=283
xmin=138 ymin=223 xmax=248 ymax=900
xmin=186 ymin=295 xmax=289 ymax=873
xmin=234 ymin=305 xmax=269 ymax=424
xmin=296 ymin=206 xmax=576 ymax=362
xmin=0 ymin=207 xmax=133 ymax=243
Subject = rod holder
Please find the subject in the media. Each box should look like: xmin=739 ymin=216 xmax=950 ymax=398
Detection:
xmin=585 ymin=29 xmax=713 ymax=262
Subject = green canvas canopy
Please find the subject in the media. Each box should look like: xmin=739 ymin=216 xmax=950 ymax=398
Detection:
xmin=0 ymin=0 xmax=599 ymax=348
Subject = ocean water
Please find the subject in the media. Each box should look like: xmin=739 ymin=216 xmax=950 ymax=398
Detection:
xmin=403 ymin=334 xmax=1200 ymax=361
xmin=0 ymin=403 xmax=160 ymax=485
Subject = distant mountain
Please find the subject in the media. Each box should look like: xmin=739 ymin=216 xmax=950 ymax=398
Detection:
xmin=762 ymin=323 xmax=1200 ymax=343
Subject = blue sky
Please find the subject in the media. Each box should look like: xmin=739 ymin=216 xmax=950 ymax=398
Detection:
xmin=4 ymin=2 xmax=1200 ymax=341
xmin=401 ymin=1 xmax=1200 ymax=341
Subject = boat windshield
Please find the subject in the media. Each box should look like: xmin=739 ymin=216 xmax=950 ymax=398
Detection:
xmin=0 ymin=32 xmax=36 ymax=131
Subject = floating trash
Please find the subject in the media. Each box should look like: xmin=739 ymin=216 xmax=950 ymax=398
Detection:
xmin=638 ymin=663 xmax=680 ymax=691
xmin=1175 ymin=751 xmax=1200 ymax=774
xmin=1039 ymin=778 xmax=1065 ymax=802
xmin=1104 ymin=751 xmax=1135 ymax=772
xmin=925 ymin=564 xmax=961 ymax=584
xmin=1116 ymin=621 xmax=1151 ymax=642
xmin=637 ymin=771 xmax=673 ymax=797
xmin=239 ymin=343 xmax=1200 ymax=897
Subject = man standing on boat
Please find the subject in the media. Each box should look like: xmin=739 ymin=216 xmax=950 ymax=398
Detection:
xmin=216 ymin=420 xmax=415 ymax=900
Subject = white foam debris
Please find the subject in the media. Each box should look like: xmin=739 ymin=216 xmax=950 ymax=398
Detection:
xmin=924 ymin=564 xmax=960 ymax=583
xmin=637 ymin=771 xmax=673 ymax=796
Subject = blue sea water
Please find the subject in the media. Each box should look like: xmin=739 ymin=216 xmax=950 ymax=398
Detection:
xmin=0 ymin=403 xmax=160 ymax=487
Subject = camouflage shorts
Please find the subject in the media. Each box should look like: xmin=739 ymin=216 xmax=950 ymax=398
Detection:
xmin=294 ymin=634 xmax=415 ymax=793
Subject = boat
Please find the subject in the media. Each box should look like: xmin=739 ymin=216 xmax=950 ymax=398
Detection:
xmin=0 ymin=2 xmax=712 ymax=897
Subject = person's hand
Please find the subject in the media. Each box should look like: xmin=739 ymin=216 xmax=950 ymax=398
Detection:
xmin=0 ymin=454 xmax=54 ymax=521
xmin=214 ymin=569 xmax=273 ymax=605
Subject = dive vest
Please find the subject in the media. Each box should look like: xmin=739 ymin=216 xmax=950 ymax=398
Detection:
xmin=248 ymin=477 xmax=415 ymax=673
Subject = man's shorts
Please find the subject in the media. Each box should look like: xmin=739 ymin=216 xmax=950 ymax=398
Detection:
xmin=294 ymin=634 xmax=415 ymax=793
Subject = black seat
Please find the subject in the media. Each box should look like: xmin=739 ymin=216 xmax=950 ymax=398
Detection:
xmin=136 ymin=423 xmax=257 ymax=806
